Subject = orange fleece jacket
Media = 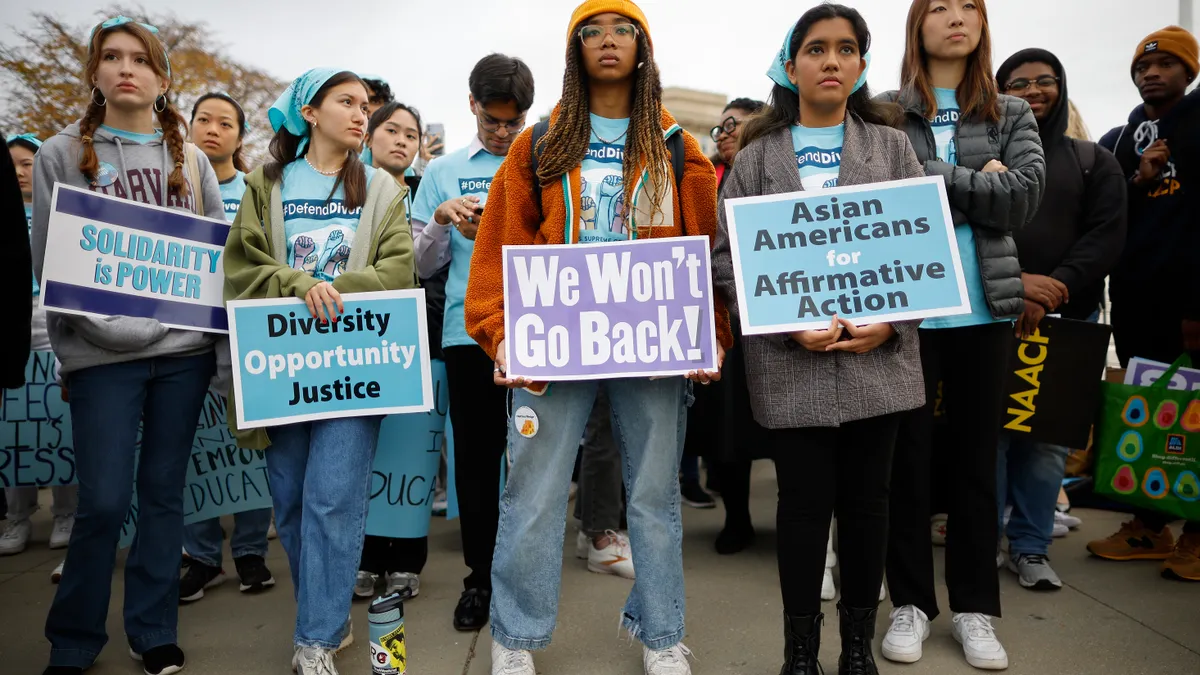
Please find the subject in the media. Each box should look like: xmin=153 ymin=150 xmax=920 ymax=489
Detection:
xmin=465 ymin=108 xmax=733 ymax=360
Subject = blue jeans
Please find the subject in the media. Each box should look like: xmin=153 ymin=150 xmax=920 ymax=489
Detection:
xmin=267 ymin=416 xmax=381 ymax=649
xmin=996 ymin=434 xmax=1068 ymax=556
xmin=491 ymin=378 xmax=688 ymax=651
xmin=182 ymin=507 xmax=272 ymax=567
xmin=45 ymin=353 xmax=215 ymax=668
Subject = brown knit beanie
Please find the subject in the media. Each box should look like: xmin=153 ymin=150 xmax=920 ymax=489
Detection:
xmin=1131 ymin=25 xmax=1199 ymax=80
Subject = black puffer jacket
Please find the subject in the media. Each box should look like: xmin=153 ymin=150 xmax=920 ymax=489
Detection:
xmin=879 ymin=89 xmax=1046 ymax=319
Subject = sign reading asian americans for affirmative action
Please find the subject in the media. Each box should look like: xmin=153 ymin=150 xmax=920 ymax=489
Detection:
xmin=502 ymin=237 xmax=718 ymax=381
xmin=227 ymin=290 xmax=434 ymax=428
xmin=40 ymin=184 xmax=231 ymax=333
xmin=723 ymin=176 xmax=970 ymax=334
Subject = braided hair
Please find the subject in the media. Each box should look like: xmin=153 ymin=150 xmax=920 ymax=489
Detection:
xmin=535 ymin=23 xmax=670 ymax=234
xmin=78 ymin=22 xmax=189 ymax=200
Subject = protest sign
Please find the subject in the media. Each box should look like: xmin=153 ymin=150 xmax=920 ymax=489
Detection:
xmin=366 ymin=361 xmax=448 ymax=538
xmin=227 ymin=290 xmax=434 ymax=428
xmin=40 ymin=184 xmax=230 ymax=333
xmin=1001 ymin=318 xmax=1112 ymax=448
xmin=723 ymin=176 xmax=969 ymax=334
xmin=1125 ymin=357 xmax=1200 ymax=391
xmin=1 ymin=351 xmax=74 ymax=488
xmin=183 ymin=392 xmax=273 ymax=523
xmin=502 ymin=237 xmax=718 ymax=380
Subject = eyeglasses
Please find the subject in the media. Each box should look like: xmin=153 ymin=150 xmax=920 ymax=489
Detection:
xmin=477 ymin=112 xmax=526 ymax=135
xmin=709 ymin=116 xmax=740 ymax=142
xmin=1004 ymin=76 xmax=1060 ymax=92
xmin=579 ymin=23 xmax=638 ymax=48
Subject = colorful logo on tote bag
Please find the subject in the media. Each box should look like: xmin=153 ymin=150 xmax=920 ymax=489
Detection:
xmin=1122 ymin=395 xmax=1149 ymax=427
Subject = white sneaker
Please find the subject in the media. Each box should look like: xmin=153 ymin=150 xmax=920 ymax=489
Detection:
xmin=1055 ymin=511 xmax=1082 ymax=530
xmin=882 ymin=605 xmax=930 ymax=663
xmin=385 ymin=571 xmax=420 ymax=599
xmin=644 ymin=643 xmax=692 ymax=675
xmin=0 ymin=519 xmax=31 ymax=556
xmin=50 ymin=559 xmax=64 ymax=584
xmin=1052 ymin=522 xmax=1069 ymax=538
xmin=575 ymin=530 xmax=589 ymax=560
xmin=931 ymin=513 xmax=948 ymax=546
xmin=354 ymin=571 xmax=378 ymax=598
xmin=585 ymin=530 xmax=635 ymax=580
xmin=952 ymin=612 xmax=1009 ymax=670
xmin=50 ymin=515 xmax=74 ymax=549
xmin=491 ymin=639 xmax=535 ymax=675
xmin=295 ymin=646 xmax=338 ymax=675
xmin=821 ymin=567 xmax=836 ymax=601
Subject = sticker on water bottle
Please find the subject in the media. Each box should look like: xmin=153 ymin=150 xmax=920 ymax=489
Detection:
xmin=370 ymin=623 xmax=407 ymax=674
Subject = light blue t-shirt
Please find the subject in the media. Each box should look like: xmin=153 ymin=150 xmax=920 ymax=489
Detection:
xmin=27 ymin=204 xmax=38 ymax=296
xmin=100 ymin=125 xmax=162 ymax=143
xmin=579 ymin=114 xmax=630 ymax=244
xmin=281 ymin=161 xmax=376 ymax=283
xmin=219 ymin=171 xmax=246 ymax=223
xmin=791 ymin=124 xmax=844 ymax=191
xmin=921 ymin=89 xmax=1001 ymax=330
xmin=410 ymin=141 xmax=504 ymax=349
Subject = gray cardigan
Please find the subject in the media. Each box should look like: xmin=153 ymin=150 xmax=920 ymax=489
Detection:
xmin=879 ymin=89 xmax=1046 ymax=319
xmin=712 ymin=115 xmax=926 ymax=430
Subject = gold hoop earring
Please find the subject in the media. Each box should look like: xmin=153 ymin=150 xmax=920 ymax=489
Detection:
xmin=154 ymin=95 xmax=167 ymax=113
xmin=91 ymin=87 xmax=106 ymax=107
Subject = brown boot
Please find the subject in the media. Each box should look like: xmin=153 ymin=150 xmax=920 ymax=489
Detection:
xmin=1162 ymin=532 xmax=1200 ymax=581
xmin=1086 ymin=519 xmax=1175 ymax=561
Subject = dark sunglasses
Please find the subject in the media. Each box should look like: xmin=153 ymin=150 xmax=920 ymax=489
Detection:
xmin=710 ymin=116 xmax=740 ymax=142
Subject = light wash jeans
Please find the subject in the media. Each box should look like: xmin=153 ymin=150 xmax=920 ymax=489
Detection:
xmin=5 ymin=485 xmax=78 ymax=522
xmin=45 ymin=353 xmax=215 ymax=668
xmin=182 ymin=507 xmax=272 ymax=567
xmin=996 ymin=434 xmax=1068 ymax=556
xmin=266 ymin=416 xmax=380 ymax=649
xmin=491 ymin=378 xmax=689 ymax=651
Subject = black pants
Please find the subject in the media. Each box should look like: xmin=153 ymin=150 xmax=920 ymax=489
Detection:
xmin=713 ymin=458 xmax=752 ymax=526
xmin=444 ymin=345 xmax=509 ymax=591
xmin=774 ymin=413 xmax=901 ymax=616
xmin=887 ymin=323 xmax=1011 ymax=619
xmin=360 ymin=535 xmax=428 ymax=575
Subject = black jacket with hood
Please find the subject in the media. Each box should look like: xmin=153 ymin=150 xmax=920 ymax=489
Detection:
xmin=996 ymin=49 xmax=1127 ymax=321
xmin=1 ymin=131 xmax=32 ymax=388
xmin=1099 ymin=86 xmax=1200 ymax=320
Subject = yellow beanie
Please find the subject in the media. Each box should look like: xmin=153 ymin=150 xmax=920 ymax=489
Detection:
xmin=568 ymin=0 xmax=652 ymax=51
xmin=1131 ymin=25 xmax=1199 ymax=79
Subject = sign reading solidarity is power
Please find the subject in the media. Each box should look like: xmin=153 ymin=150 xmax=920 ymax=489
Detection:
xmin=40 ymin=184 xmax=231 ymax=333
xmin=723 ymin=176 xmax=970 ymax=334
xmin=502 ymin=237 xmax=719 ymax=381
xmin=227 ymin=290 xmax=434 ymax=428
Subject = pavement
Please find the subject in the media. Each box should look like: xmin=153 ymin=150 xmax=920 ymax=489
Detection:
xmin=2 ymin=462 xmax=1198 ymax=675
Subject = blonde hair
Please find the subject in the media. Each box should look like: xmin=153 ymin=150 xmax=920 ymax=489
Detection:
xmin=1065 ymin=100 xmax=1091 ymax=141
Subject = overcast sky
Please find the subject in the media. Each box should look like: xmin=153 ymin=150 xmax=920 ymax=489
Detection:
xmin=2 ymin=0 xmax=1193 ymax=148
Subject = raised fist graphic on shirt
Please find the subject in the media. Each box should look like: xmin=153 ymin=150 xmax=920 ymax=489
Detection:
xmin=315 ymin=230 xmax=346 ymax=272
xmin=292 ymin=236 xmax=316 ymax=269
xmin=322 ymin=244 xmax=351 ymax=280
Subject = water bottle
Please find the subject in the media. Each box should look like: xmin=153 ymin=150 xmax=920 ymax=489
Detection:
xmin=368 ymin=592 xmax=407 ymax=674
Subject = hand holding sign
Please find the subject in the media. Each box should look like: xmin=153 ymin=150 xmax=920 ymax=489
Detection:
xmin=790 ymin=315 xmax=845 ymax=351
xmin=492 ymin=339 xmax=542 ymax=390
xmin=1021 ymin=272 xmax=1068 ymax=311
xmin=305 ymin=281 xmax=344 ymax=323
xmin=826 ymin=317 xmax=896 ymax=354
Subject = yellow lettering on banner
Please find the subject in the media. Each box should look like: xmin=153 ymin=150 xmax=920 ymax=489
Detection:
xmin=1015 ymin=365 xmax=1043 ymax=388
xmin=1004 ymin=407 xmax=1034 ymax=432
xmin=1018 ymin=343 xmax=1047 ymax=365
xmin=1005 ymin=327 xmax=1049 ymax=433
xmin=1010 ymin=389 xmax=1038 ymax=411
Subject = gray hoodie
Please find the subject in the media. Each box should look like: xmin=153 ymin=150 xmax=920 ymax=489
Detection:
xmin=31 ymin=121 xmax=226 ymax=376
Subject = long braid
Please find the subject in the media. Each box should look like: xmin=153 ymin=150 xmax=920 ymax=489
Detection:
xmin=77 ymin=99 xmax=107 ymax=183
xmin=535 ymin=42 xmax=591 ymax=184
xmin=157 ymin=98 xmax=190 ymax=201
xmin=622 ymin=29 xmax=669 ymax=236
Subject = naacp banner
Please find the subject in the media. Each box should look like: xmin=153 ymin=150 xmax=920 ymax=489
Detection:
xmin=41 ymin=184 xmax=231 ymax=333
xmin=502 ymin=237 xmax=719 ymax=381
xmin=723 ymin=176 xmax=970 ymax=334
xmin=227 ymin=290 xmax=434 ymax=428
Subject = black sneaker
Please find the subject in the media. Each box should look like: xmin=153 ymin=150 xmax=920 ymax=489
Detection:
xmin=681 ymin=480 xmax=716 ymax=509
xmin=453 ymin=588 xmax=491 ymax=631
xmin=234 ymin=554 xmax=276 ymax=593
xmin=130 ymin=644 xmax=185 ymax=675
xmin=178 ymin=561 xmax=224 ymax=603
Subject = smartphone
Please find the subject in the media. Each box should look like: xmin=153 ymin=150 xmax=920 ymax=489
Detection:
xmin=426 ymin=123 xmax=445 ymax=156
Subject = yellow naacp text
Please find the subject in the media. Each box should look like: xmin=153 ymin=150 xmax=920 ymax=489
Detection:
xmin=1004 ymin=328 xmax=1049 ymax=433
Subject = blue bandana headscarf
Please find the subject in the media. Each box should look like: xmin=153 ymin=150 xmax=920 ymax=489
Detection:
xmin=6 ymin=133 xmax=42 ymax=151
xmin=269 ymin=68 xmax=343 ymax=157
xmin=89 ymin=16 xmax=171 ymax=80
xmin=766 ymin=22 xmax=871 ymax=96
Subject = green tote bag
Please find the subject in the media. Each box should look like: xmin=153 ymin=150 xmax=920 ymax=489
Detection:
xmin=1094 ymin=355 xmax=1200 ymax=521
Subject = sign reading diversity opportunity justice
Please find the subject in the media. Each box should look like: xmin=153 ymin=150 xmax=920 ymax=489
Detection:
xmin=502 ymin=237 xmax=719 ymax=380
xmin=723 ymin=176 xmax=970 ymax=334
xmin=40 ymin=184 xmax=231 ymax=333
xmin=227 ymin=290 xmax=434 ymax=428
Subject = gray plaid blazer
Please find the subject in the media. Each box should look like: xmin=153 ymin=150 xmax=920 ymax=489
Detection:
xmin=712 ymin=114 xmax=927 ymax=429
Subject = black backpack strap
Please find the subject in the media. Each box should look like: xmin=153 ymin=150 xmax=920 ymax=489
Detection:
xmin=1074 ymin=138 xmax=1097 ymax=179
xmin=666 ymin=129 xmax=686 ymax=229
xmin=530 ymin=119 xmax=551 ymax=219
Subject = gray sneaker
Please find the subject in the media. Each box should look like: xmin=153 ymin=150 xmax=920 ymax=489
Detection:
xmin=385 ymin=572 xmax=420 ymax=600
xmin=354 ymin=571 xmax=378 ymax=598
xmin=1007 ymin=553 xmax=1062 ymax=591
xmin=295 ymin=646 xmax=338 ymax=675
